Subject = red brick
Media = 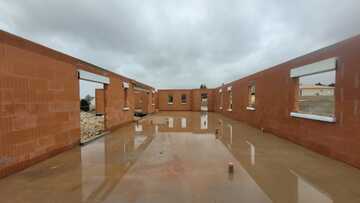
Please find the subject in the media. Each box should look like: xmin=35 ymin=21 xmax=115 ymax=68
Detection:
xmin=95 ymin=88 xmax=105 ymax=114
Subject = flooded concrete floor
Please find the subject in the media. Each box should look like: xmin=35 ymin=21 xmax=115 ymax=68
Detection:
xmin=1 ymin=112 xmax=360 ymax=203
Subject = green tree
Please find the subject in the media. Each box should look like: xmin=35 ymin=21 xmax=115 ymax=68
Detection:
xmin=84 ymin=94 xmax=93 ymax=102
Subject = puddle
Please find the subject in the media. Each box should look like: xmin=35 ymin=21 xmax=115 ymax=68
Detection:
xmin=1 ymin=111 xmax=360 ymax=203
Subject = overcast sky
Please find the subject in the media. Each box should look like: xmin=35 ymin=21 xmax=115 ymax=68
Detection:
xmin=1 ymin=0 xmax=360 ymax=91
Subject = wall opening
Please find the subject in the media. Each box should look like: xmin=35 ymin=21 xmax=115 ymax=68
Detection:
xmin=247 ymin=83 xmax=256 ymax=111
xmin=201 ymin=93 xmax=208 ymax=111
xmin=134 ymin=90 xmax=142 ymax=113
xmin=79 ymin=80 xmax=105 ymax=142
xmin=181 ymin=94 xmax=187 ymax=104
xmin=168 ymin=95 xmax=174 ymax=104
xmin=296 ymin=71 xmax=335 ymax=116
xmin=290 ymin=58 xmax=337 ymax=122
xmin=133 ymin=84 xmax=151 ymax=117
xmin=152 ymin=91 xmax=156 ymax=107
xmin=219 ymin=89 xmax=223 ymax=110
xmin=123 ymin=82 xmax=130 ymax=111
xmin=228 ymin=87 xmax=233 ymax=111
xmin=78 ymin=70 xmax=109 ymax=143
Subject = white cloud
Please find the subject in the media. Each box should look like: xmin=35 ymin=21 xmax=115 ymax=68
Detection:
xmin=1 ymin=0 xmax=359 ymax=89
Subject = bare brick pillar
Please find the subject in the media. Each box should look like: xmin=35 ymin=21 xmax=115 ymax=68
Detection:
xmin=95 ymin=89 xmax=105 ymax=115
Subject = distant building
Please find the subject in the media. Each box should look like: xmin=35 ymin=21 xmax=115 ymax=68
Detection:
xmin=300 ymin=85 xmax=334 ymax=96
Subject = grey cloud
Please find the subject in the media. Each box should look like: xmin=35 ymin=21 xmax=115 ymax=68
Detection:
xmin=0 ymin=0 xmax=360 ymax=89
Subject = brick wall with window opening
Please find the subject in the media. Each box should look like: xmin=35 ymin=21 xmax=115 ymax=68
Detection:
xmin=290 ymin=58 xmax=336 ymax=122
xmin=201 ymin=93 xmax=208 ymax=104
xmin=228 ymin=88 xmax=233 ymax=111
xmin=248 ymin=83 xmax=256 ymax=110
xmin=168 ymin=95 xmax=174 ymax=104
xmin=123 ymin=82 xmax=130 ymax=111
xmin=181 ymin=94 xmax=187 ymax=104
xmin=219 ymin=89 xmax=223 ymax=110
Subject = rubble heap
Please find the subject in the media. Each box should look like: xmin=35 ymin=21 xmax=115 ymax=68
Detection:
xmin=80 ymin=111 xmax=104 ymax=140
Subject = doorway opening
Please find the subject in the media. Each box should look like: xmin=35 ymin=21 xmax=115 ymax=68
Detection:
xmin=78 ymin=70 xmax=109 ymax=143
xmin=134 ymin=85 xmax=150 ymax=118
xmin=201 ymin=93 xmax=208 ymax=111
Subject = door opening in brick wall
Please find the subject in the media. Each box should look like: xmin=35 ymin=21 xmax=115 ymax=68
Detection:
xmin=133 ymin=85 xmax=151 ymax=117
xmin=79 ymin=79 xmax=106 ymax=143
xmin=201 ymin=93 xmax=208 ymax=111
xmin=134 ymin=90 xmax=143 ymax=113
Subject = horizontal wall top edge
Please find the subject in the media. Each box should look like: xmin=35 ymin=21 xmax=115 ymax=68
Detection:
xmin=290 ymin=57 xmax=337 ymax=78
xmin=0 ymin=29 xmax=154 ymax=90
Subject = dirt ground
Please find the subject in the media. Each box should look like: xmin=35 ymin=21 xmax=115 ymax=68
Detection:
xmin=298 ymin=96 xmax=334 ymax=117
xmin=80 ymin=111 xmax=105 ymax=140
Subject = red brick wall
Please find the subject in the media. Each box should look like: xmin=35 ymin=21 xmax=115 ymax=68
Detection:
xmin=156 ymin=36 xmax=360 ymax=168
xmin=158 ymin=90 xmax=192 ymax=111
xmin=191 ymin=89 xmax=216 ymax=112
xmin=148 ymin=91 xmax=156 ymax=113
xmin=95 ymin=89 xmax=105 ymax=115
xmin=155 ymin=91 xmax=159 ymax=112
xmin=99 ymin=73 xmax=136 ymax=130
xmin=143 ymin=91 xmax=151 ymax=114
xmin=0 ymin=31 xmax=154 ymax=177
xmin=214 ymin=88 xmax=224 ymax=112
xmin=214 ymin=35 xmax=360 ymax=169
xmin=134 ymin=91 xmax=142 ymax=110
xmin=0 ymin=40 xmax=80 ymax=178
xmin=134 ymin=90 xmax=156 ymax=114
xmin=157 ymin=89 xmax=216 ymax=112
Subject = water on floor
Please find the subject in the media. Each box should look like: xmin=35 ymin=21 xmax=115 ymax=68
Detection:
xmin=1 ymin=111 xmax=360 ymax=203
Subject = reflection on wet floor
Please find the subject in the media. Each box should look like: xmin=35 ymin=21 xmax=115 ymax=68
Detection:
xmin=291 ymin=170 xmax=333 ymax=203
xmin=1 ymin=111 xmax=360 ymax=202
xmin=246 ymin=141 xmax=255 ymax=166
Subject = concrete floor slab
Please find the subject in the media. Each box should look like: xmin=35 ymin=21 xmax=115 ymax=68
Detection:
xmin=0 ymin=112 xmax=360 ymax=203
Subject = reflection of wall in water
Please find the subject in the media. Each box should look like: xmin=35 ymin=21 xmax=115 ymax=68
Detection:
xmin=156 ymin=113 xmax=217 ymax=133
xmin=134 ymin=124 xmax=147 ymax=150
xmin=216 ymin=121 xmax=299 ymax=203
xmin=158 ymin=117 xmax=192 ymax=132
xmin=200 ymin=113 xmax=208 ymax=129
xmin=168 ymin=117 xmax=174 ymax=128
xmin=246 ymin=141 xmax=255 ymax=166
xmin=181 ymin=118 xmax=187 ymax=128
xmin=80 ymin=123 xmax=155 ymax=202
xmin=81 ymin=139 xmax=106 ymax=201
xmin=291 ymin=170 xmax=333 ymax=203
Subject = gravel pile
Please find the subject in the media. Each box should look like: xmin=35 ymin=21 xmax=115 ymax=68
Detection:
xmin=80 ymin=111 xmax=105 ymax=140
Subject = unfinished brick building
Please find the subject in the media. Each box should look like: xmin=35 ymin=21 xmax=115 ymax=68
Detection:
xmin=1 ymin=30 xmax=360 ymax=179
xmin=157 ymin=35 xmax=360 ymax=169
xmin=0 ymin=31 xmax=156 ymax=178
